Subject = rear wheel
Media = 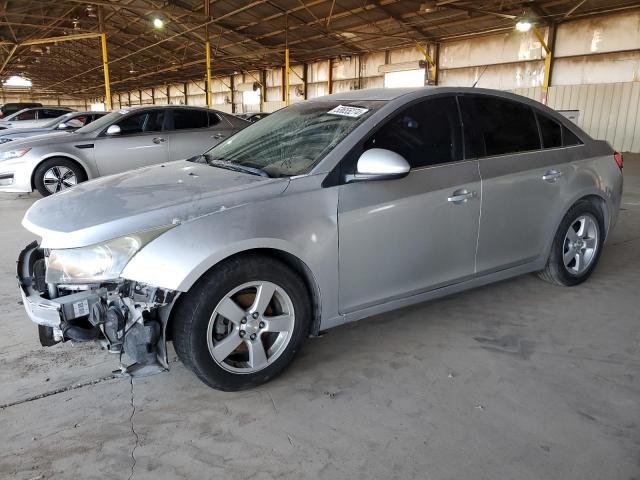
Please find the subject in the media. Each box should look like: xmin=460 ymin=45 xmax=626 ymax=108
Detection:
xmin=34 ymin=158 xmax=86 ymax=196
xmin=538 ymin=200 xmax=604 ymax=286
xmin=172 ymin=255 xmax=311 ymax=391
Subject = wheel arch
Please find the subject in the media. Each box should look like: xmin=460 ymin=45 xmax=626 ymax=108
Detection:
xmin=165 ymin=247 xmax=323 ymax=339
xmin=30 ymin=155 xmax=90 ymax=190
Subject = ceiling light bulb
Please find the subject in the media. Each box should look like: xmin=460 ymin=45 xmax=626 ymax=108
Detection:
xmin=153 ymin=18 xmax=164 ymax=29
xmin=515 ymin=20 xmax=532 ymax=32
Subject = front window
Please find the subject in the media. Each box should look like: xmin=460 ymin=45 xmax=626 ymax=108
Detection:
xmin=75 ymin=110 xmax=126 ymax=134
xmin=200 ymin=100 xmax=383 ymax=177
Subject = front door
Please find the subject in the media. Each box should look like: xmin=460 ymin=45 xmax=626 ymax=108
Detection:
xmin=338 ymin=96 xmax=481 ymax=313
xmin=94 ymin=109 xmax=169 ymax=176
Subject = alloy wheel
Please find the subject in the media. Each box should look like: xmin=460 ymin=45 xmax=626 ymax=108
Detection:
xmin=562 ymin=214 xmax=599 ymax=276
xmin=43 ymin=166 xmax=77 ymax=194
xmin=206 ymin=281 xmax=295 ymax=374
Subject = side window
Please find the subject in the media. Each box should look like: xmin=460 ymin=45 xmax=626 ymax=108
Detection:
xmin=116 ymin=111 xmax=164 ymax=135
xmin=40 ymin=109 xmax=65 ymax=119
xmin=208 ymin=112 xmax=220 ymax=126
xmin=172 ymin=109 xmax=208 ymax=130
xmin=563 ymin=126 xmax=582 ymax=146
xmin=537 ymin=112 xmax=562 ymax=149
xmin=363 ymin=96 xmax=463 ymax=168
xmin=460 ymin=96 xmax=540 ymax=157
xmin=66 ymin=116 xmax=88 ymax=128
xmin=16 ymin=110 xmax=36 ymax=120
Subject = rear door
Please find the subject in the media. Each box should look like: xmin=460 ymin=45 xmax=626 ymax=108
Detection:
xmin=459 ymin=94 xmax=570 ymax=273
xmin=165 ymin=109 xmax=234 ymax=160
xmin=94 ymin=109 xmax=169 ymax=176
xmin=337 ymin=95 xmax=481 ymax=313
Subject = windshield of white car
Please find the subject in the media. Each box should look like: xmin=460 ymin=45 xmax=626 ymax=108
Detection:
xmin=75 ymin=110 xmax=121 ymax=134
xmin=200 ymin=100 xmax=383 ymax=177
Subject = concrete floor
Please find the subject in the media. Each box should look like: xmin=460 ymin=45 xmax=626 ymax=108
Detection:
xmin=1 ymin=156 xmax=639 ymax=480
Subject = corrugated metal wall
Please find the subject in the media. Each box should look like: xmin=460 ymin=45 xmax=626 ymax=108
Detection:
xmin=513 ymin=82 xmax=640 ymax=152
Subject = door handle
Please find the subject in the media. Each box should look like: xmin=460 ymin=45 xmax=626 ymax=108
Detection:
xmin=211 ymin=133 xmax=226 ymax=139
xmin=447 ymin=189 xmax=476 ymax=204
xmin=152 ymin=137 xmax=166 ymax=144
xmin=542 ymin=170 xmax=563 ymax=182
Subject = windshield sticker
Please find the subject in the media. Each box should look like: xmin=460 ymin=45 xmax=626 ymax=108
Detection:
xmin=327 ymin=105 xmax=369 ymax=118
xmin=118 ymin=109 xmax=129 ymax=114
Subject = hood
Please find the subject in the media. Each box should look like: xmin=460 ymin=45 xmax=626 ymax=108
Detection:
xmin=0 ymin=130 xmax=88 ymax=150
xmin=23 ymin=160 xmax=289 ymax=249
xmin=0 ymin=126 xmax=49 ymax=138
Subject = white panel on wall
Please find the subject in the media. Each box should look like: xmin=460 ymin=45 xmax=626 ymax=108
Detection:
xmin=555 ymin=11 xmax=640 ymax=57
xmin=384 ymin=69 xmax=424 ymax=88
xmin=439 ymin=61 xmax=544 ymax=90
xmin=440 ymin=29 xmax=545 ymax=69
xmin=552 ymin=51 xmax=640 ymax=85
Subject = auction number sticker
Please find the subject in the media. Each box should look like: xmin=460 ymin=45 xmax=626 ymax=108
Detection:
xmin=327 ymin=105 xmax=369 ymax=118
xmin=73 ymin=299 xmax=90 ymax=318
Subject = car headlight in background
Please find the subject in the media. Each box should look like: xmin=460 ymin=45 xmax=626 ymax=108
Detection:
xmin=45 ymin=226 xmax=173 ymax=283
xmin=0 ymin=147 xmax=30 ymax=160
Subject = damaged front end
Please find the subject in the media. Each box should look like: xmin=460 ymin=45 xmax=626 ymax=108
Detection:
xmin=17 ymin=241 xmax=177 ymax=374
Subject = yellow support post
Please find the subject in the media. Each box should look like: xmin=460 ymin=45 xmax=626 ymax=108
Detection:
xmin=205 ymin=40 xmax=212 ymax=108
xmin=284 ymin=47 xmax=290 ymax=106
xmin=532 ymin=26 xmax=553 ymax=104
xmin=100 ymin=33 xmax=112 ymax=111
xmin=416 ymin=43 xmax=437 ymax=84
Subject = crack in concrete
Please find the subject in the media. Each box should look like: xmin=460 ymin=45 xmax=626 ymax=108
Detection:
xmin=127 ymin=376 xmax=140 ymax=480
xmin=0 ymin=374 xmax=118 ymax=410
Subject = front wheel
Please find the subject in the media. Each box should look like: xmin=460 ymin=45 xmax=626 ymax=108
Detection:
xmin=34 ymin=158 xmax=87 ymax=196
xmin=538 ymin=200 xmax=605 ymax=286
xmin=172 ymin=255 xmax=311 ymax=391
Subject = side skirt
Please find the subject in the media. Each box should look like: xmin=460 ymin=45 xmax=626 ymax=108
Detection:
xmin=320 ymin=259 xmax=545 ymax=331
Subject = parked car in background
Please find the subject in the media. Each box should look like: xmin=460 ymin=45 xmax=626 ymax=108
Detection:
xmin=16 ymin=87 xmax=622 ymax=391
xmin=0 ymin=111 xmax=109 ymax=144
xmin=0 ymin=102 xmax=42 ymax=118
xmin=238 ymin=112 xmax=270 ymax=123
xmin=0 ymin=106 xmax=75 ymax=129
xmin=0 ymin=105 xmax=249 ymax=196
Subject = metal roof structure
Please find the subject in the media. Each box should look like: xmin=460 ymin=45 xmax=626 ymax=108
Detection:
xmin=1 ymin=0 xmax=638 ymax=97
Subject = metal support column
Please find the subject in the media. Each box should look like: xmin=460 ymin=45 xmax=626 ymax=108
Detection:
xmin=230 ymin=76 xmax=235 ymax=114
xmin=100 ymin=33 xmax=111 ymax=110
xmin=284 ymin=48 xmax=290 ymax=106
xmin=260 ymin=69 xmax=266 ymax=112
xmin=302 ymin=63 xmax=308 ymax=100
xmin=533 ymin=25 xmax=555 ymax=104
xmin=205 ymin=40 xmax=212 ymax=107
xmin=327 ymin=59 xmax=333 ymax=95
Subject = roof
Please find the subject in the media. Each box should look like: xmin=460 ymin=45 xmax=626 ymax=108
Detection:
xmin=0 ymin=1 xmax=638 ymax=97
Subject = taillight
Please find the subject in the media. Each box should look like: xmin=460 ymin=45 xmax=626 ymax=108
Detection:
xmin=614 ymin=151 xmax=623 ymax=170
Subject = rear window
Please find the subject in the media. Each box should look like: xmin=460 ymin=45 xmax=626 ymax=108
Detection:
xmin=537 ymin=112 xmax=562 ymax=149
xmin=563 ymin=126 xmax=583 ymax=146
xmin=172 ymin=109 xmax=208 ymax=130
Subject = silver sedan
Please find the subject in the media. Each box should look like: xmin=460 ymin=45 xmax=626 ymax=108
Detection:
xmin=17 ymin=87 xmax=623 ymax=391
xmin=0 ymin=105 xmax=248 ymax=196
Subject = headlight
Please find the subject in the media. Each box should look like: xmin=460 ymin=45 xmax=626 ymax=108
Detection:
xmin=0 ymin=138 xmax=13 ymax=144
xmin=0 ymin=147 xmax=30 ymax=160
xmin=46 ymin=226 xmax=172 ymax=283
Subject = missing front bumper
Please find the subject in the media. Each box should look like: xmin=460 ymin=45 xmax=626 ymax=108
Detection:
xmin=17 ymin=241 xmax=177 ymax=369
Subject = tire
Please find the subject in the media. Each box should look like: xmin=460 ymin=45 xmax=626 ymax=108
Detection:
xmin=172 ymin=255 xmax=311 ymax=391
xmin=34 ymin=158 xmax=87 ymax=196
xmin=538 ymin=199 xmax=605 ymax=286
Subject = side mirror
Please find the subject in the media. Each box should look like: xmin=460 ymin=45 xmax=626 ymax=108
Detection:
xmin=105 ymin=124 xmax=121 ymax=136
xmin=349 ymin=148 xmax=410 ymax=183
xmin=57 ymin=122 xmax=69 ymax=130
